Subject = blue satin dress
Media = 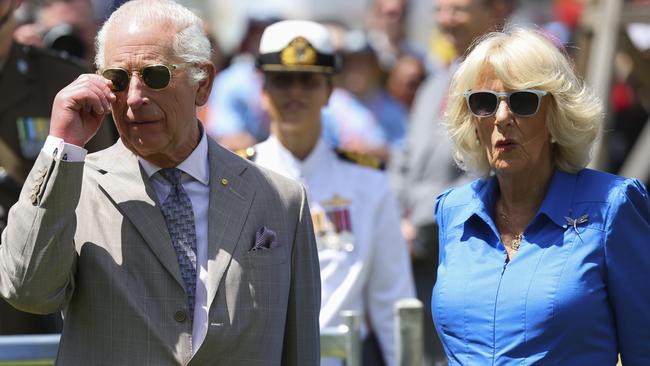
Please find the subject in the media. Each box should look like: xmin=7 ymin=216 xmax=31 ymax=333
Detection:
xmin=432 ymin=169 xmax=650 ymax=365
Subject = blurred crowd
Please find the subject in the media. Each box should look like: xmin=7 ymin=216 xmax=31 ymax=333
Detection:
xmin=1 ymin=0 xmax=649 ymax=365
xmin=7 ymin=0 xmax=649 ymax=174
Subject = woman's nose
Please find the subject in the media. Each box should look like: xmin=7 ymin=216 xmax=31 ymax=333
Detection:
xmin=494 ymin=99 xmax=512 ymax=125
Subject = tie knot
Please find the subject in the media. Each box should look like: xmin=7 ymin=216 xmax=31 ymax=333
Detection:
xmin=159 ymin=168 xmax=183 ymax=187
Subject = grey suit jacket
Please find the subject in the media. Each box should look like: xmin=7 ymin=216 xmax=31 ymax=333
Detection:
xmin=389 ymin=61 xmax=472 ymax=228
xmin=0 ymin=138 xmax=321 ymax=365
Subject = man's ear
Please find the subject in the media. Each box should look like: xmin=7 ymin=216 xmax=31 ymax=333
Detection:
xmin=195 ymin=63 xmax=216 ymax=106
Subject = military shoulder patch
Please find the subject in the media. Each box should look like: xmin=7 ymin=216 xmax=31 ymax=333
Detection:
xmin=335 ymin=149 xmax=385 ymax=170
xmin=235 ymin=147 xmax=257 ymax=161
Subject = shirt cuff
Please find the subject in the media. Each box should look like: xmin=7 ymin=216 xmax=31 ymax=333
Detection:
xmin=43 ymin=136 xmax=87 ymax=162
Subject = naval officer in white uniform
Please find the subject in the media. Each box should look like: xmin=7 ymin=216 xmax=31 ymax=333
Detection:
xmin=243 ymin=20 xmax=416 ymax=366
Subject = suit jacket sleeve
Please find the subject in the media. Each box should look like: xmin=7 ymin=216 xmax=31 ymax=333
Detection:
xmin=0 ymin=151 xmax=79 ymax=314
xmin=282 ymin=185 xmax=321 ymax=365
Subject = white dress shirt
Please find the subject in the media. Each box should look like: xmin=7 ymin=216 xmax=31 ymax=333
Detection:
xmin=43 ymin=133 xmax=211 ymax=353
xmin=254 ymin=135 xmax=415 ymax=366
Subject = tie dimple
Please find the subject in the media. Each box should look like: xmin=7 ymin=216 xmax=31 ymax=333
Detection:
xmin=159 ymin=168 xmax=197 ymax=324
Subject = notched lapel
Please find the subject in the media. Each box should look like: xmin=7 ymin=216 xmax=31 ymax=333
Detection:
xmin=96 ymin=142 xmax=185 ymax=288
xmin=206 ymin=141 xmax=255 ymax=309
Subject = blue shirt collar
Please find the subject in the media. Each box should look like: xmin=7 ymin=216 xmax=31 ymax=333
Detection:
xmin=447 ymin=169 xmax=577 ymax=230
xmin=537 ymin=169 xmax=577 ymax=228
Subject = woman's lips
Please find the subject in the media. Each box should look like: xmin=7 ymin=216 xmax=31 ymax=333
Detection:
xmin=495 ymin=139 xmax=517 ymax=151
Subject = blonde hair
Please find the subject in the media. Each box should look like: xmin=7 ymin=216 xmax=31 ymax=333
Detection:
xmin=445 ymin=27 xmax=603 ymax=177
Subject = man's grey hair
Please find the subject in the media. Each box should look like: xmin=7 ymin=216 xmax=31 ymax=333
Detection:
xmin=95 ymin=0 xmax=212 ymax=83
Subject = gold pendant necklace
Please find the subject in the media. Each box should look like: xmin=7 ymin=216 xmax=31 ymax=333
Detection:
xmin=497 ymin=201 xmax=523 ymax=251
xmin=510 ymin=234 xmax=522 ymax=251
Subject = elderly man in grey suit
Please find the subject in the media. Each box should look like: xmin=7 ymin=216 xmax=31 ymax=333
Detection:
xmin=0 ymin=0 xmax=321 ymax=365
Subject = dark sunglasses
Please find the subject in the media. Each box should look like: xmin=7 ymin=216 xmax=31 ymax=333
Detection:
xmin=463 ymin=89 xmax=548 ymax=117
xmin=101 ymin=64 xmax=177 ymax=92
xmin=266 ymin=72 xmax=327 ymax=89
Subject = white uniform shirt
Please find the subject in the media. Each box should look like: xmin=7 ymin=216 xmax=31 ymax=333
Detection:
xmin=254 ymin=135 xmax=415 ymax=366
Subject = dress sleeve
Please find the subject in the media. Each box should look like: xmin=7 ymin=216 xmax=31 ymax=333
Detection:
xmin=434 ymin=188 xmax=453 ymax=252
xmin=604 ymin=179 xmax=650 ymax=365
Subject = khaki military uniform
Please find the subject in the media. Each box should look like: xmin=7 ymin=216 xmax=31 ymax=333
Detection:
xmin=0 ymin=42 xmax=116 ymax=334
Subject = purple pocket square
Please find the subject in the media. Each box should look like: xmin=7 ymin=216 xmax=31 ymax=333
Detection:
xmin=251 ymin=226 xmax=278 ymax=251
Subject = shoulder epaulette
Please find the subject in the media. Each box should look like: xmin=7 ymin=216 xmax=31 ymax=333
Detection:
xmin=335 ymin=149 xmax=385 ymax=170
xmin=235 ymin=147 xmax=257 ymax=161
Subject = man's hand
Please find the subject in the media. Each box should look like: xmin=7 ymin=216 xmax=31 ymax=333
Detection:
xmin=50 ymin=74 xmax=116 ymax=147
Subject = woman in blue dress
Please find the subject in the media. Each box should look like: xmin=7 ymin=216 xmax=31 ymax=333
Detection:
xmin=433 ymin=27 xmax=650 ymax=365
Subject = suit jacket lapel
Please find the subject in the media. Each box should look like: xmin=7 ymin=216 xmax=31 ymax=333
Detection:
xmin=97 ymin=141 xmax=184 ymax=288
xmin=205 ymin=140 xmax=255 ymax=309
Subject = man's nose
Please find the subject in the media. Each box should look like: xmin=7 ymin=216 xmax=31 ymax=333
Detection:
xmin=126 ymin=74 xmax=148 ymax=109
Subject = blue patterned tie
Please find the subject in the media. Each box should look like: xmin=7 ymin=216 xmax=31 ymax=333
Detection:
xmin=159 ymin=168 xmax=197 ymax=323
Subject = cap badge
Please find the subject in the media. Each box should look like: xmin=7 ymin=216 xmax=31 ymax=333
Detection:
xmin=280 ymin=37 xmax=317 ymax=66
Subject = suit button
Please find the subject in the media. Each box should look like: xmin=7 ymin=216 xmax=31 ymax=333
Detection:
xmin=174 ymin=310 xmax=187 ymax=323
xmin=30 ymin=194 xmax=37 ymax=204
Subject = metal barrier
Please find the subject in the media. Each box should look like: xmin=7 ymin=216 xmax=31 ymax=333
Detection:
xmin=1 ymin=301 xmax=423 ymax=366
xmin=0 ymin=334 xmax=58 ymax=365
xmin=395 ymin=298 xmax=424 ymax=366
xmin=320 ymin=310 xmax=362 ymax=366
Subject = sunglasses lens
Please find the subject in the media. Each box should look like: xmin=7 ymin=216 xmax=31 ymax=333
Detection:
xmin=102 ymin=69 xmax=129 ymax=92
xmin=509 ymin=91 xmax=539 ymax=116
xmin=468 ymin=92 xmax=497 ymax=116
xmin=142 ymin=65 xmax=171 ymax=89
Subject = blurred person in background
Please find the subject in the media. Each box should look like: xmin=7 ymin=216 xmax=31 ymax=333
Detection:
xmin=389 ymin=0 xmax=516 ymax=364
xmin=434 ymin=27 xmax=650 ymax=365
xmin=386 ymin=53 xmax=427 ymax=110
xmin=0 ymin=0 xmax=115 ymax=335
xmin=204 ymin=14 xmax=278 ymax=151
xmin=338 ymin=31 xmax=409 ymax=160
xmin=204 ymin=17 xmax=390 ymax=161
xmin=366 ymin=0 xmax=427 ymax=70
xmin=247 ymin=19 xmax=415 ymax=366
xmin=13 ymin=0 xmax=100 ymax=67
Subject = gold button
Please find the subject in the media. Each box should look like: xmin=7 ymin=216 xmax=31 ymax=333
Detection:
xmin=174 ymin=310 xmax=187 ymax=323
xmin=221 ymin=178 xmax=229 ymax=186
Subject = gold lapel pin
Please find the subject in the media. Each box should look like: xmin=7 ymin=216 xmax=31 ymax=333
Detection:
xmin=221 ymin=178 xmax=229 ymax=186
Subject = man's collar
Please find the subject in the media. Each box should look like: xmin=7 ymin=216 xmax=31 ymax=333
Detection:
xmin=267 ymin=134 xmax=330 ymax=176
xmin=139 ymin=130 xmax=210 ymax=186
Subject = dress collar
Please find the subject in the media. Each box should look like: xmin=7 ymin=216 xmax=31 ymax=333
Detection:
xmin=446 ymin=169 xmax=577 ymax=230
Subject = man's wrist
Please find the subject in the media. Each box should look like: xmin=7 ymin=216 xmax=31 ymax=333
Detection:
xmin=43 ymin=136 xmax=87 ymax=162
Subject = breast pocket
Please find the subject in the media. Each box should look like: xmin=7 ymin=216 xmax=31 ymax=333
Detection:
xmin=245 ymin=242 xmax=290 ymax=267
